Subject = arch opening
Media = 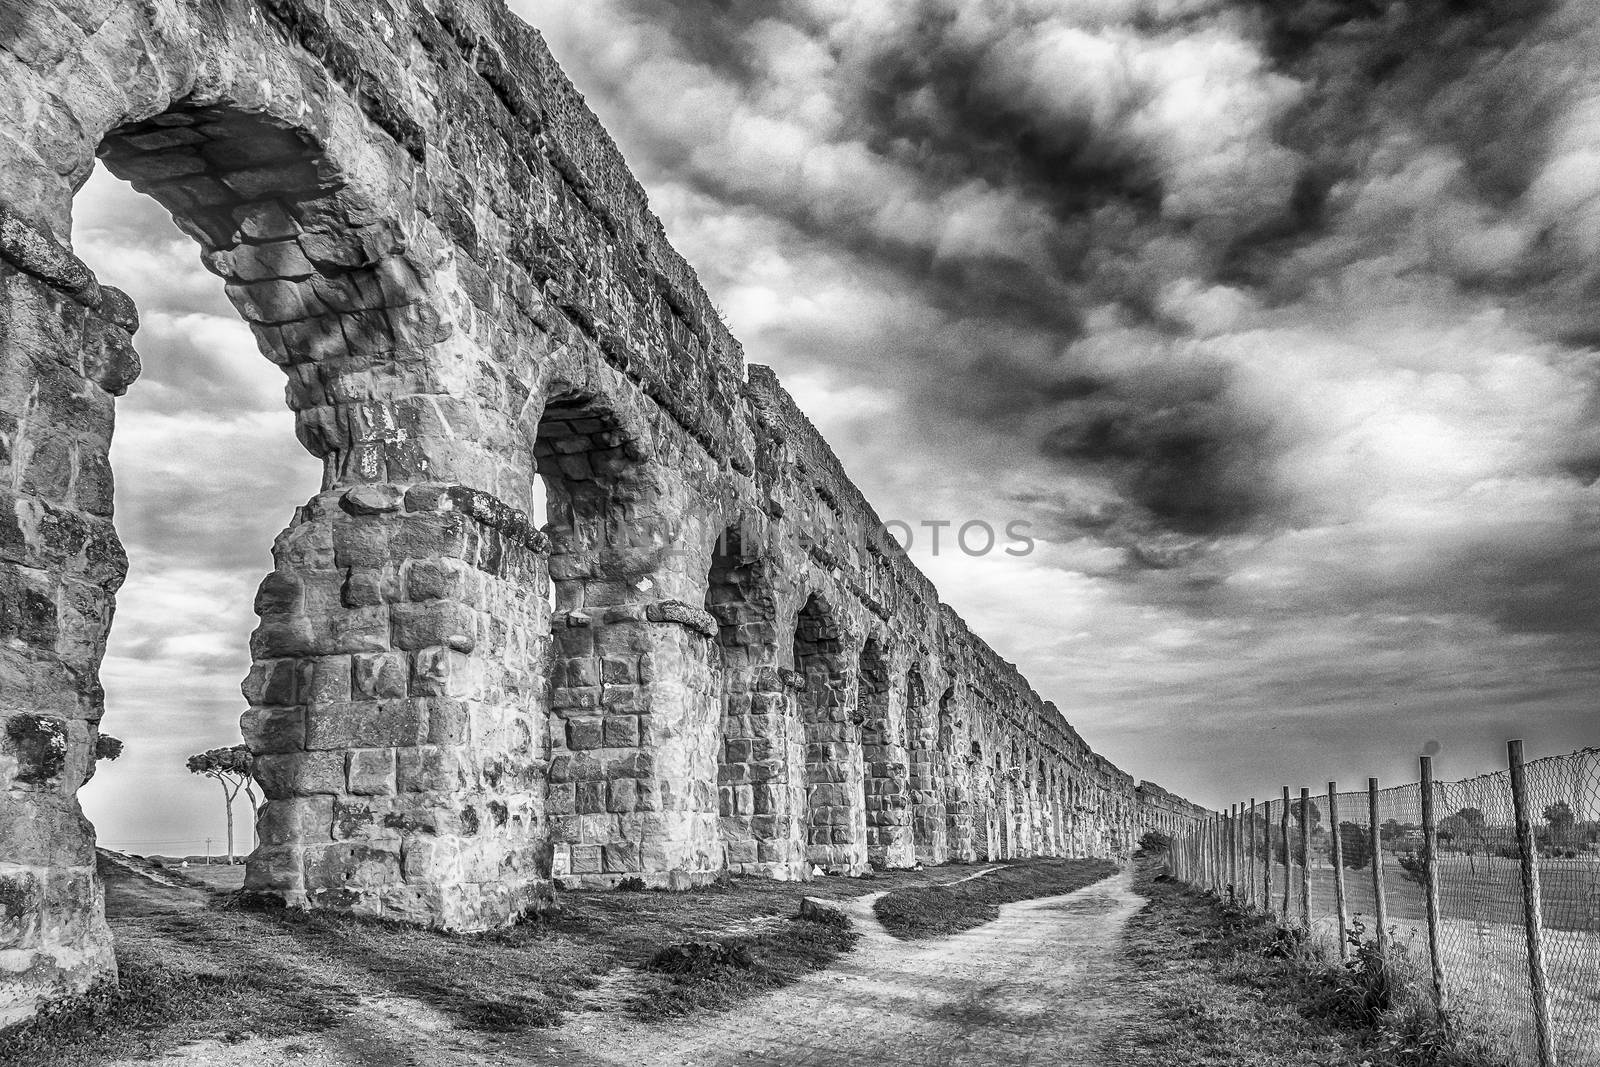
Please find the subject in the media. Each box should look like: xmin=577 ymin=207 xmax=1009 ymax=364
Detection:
xmin=792 ymin=593 xmax=865 ymax=875
xmin=704 ymin=525 xmax=801 ymax=877
xmin=905 ymin=663 xmax=945 ymax=863
xmin=535 ymin=391 xmax=720 ymax=886
xmin=69 ymin=162 xmax=320 ymax=871
xmin=859 ymin=637 xmax=912 ymax=869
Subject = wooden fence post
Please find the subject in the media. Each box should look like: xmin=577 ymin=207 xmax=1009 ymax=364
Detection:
xmin=1214 ymin=814 xmax=1223 ymax=892
xmin=1262 ymin=797 xmax=1273 ymax=914
xmin=1419 ymin=754 xmax=1448 ymax=1016
xmin=1328 ymin=781 xmax=1349 ymax=958
xmin=1228 ymin=804 xmax=1238 ymax=900
xmin=1508 ymin=740 xmax=1557 ymax=1067
xmin=1247 ymin=797 xmax=1257 ymax=908
xmin=1368 ymin=776 xmax=1389 ymax=961
xmin=1298 ymin=786 xmax=1312 ymax=934
xmin=1280 ymin=785 xmax=1292 ymax=918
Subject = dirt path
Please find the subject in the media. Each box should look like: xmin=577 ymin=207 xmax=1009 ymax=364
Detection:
xmin=577 ymin=865 xmax=1147 ymax=1067
xmin=92 ymin=860 xmax=1143 ymax=1067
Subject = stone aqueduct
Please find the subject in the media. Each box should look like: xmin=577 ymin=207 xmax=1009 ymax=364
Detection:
xmin=0 ymin=0 xmax=1206 ymax=1024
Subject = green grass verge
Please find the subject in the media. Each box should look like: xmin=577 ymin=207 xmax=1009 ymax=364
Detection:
xmin=873 ymin=858 xmax=1120 ymax=939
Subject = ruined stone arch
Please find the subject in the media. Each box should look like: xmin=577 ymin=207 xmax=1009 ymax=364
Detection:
xmin=905 ymin=661 xmax=947 ymax=863
xmin=537 ymin=379 xmax=724 ymax=887
xmin=859 ymin=635 xmax=913 ymax=869
xmin=791 ymin=591 xmax=866 ymax=875
xmin=0 ymin=4 xmax=563 ymax=1018
xmin=704 ymin=520 xmax=804 ymax=877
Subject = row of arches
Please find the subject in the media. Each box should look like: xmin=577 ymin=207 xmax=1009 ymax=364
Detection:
xmin=0 ymin=1 xmax=1177 ymax=1029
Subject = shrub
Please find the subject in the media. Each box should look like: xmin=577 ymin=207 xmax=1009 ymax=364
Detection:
xmin=1338 ymin=822 xmax=1373 ymax=869
xmin=647 ymin=940 xmax=754 ymax=975
xmin=1139 ymin=829 xmax=1172 ymax=854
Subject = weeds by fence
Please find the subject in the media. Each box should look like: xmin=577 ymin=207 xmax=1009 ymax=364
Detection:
xmin=1168 ymin=742 xmax=1600 ymax=1067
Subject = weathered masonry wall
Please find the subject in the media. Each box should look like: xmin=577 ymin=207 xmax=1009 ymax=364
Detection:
xmin=1137 ymin=782 xmax=1209 ymax=841
xmin=0 ymin=0 xmax=1204 ymax=1026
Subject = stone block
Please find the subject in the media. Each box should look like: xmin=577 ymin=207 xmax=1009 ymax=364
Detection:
xmin=307 ymin=655 xmax=353 ymax=703
xmin=405 ymin=558 xmax=466 ymax=601
xmin=244 ymin=846 xmax=305 ymax=894
xmin=599 ymin=656 xmax=634 ymax=684
xmin=575 ymin=782 xmax=606 ymax=815
xmin=241 ymin=659 xmax=305 ymax=706
xmin=304 ymin=699 xmax=426 ymax=751
xmin=396 ymin=745 xmax=462 ymax=794
xmin=607 ymin=777 xmax=637 ymax=813
xmin=331 ymin=520 xmax=393 ymax=569
xmin=569 ymin=845 xmax=602 ymax=875
xmin=425 ymin=699 xmax=469 ymax=745
xmin=332 ymin=798 xmax=395 ymax=842
xmin=85 ymin=323 xmax=140 ymax=393
xmin=256 ymin=796 xmax=334 ymax=847
xmin=340 ymin=483 xmax=404 ymax=515
xmin=253 ymin=751 xmax=345 ymax=798
xmin=346 ymin=748 xmax=397 ymax=796
xmin=601 ymin=842 xmax=640 ymax=874
xmin=240 ymin=705 xmax=306 ymax=754
xmin=236 ymin=201 xmax=300 ymax=241
xmin=351 ymin=651 xmax=407 ymax=700
xmin=546 ymin=784 xmax=575 ymax=816
xmin=564 ymin=657 xmax=598 ymax=687
xmin=565 ymin=718 xmax=603 ymax=751
xmin=303 ymin=842 xmax=401 ymax=890
xmin=251 ymin=615 xmax=316 ymax=659
xmin=410 ymin=646 xmax=473 ymax=698
xmin=601 ymin=715 xmax=638 ymax=748
xmin=340 ymin=568 xmax=393 ymax=608
xmin=389 ymin=512 xmax=473 ymax=561
xmin=391 ymin=600 xmax=476 ymax=652
xmin=599 ymin=686 xmax=642 ymax=713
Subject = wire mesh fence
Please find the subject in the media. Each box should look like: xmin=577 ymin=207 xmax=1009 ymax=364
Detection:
xmin=1168 ymin=744 xmax=1600 ymax=1067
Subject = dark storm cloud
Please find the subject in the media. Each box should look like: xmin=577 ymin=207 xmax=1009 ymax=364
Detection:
xmin=536 ymin=0 xmax=1600 ymax=658
xmin=534 ymin=0 xmax=1312 ymax=544
xmin=1038 ymin=361 xmax=1282 ymax=537
xmin=611 ymin=0 xmax=796 ymax=80
xmin=1222 ymin=0 xmax=1567 ymax=294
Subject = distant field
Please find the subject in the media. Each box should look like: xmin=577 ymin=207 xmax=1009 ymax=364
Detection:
xmin=1236 ymin=854 xmax=1599 ymax=932
xmin=157 ymin=862 xmax=247 ymax=893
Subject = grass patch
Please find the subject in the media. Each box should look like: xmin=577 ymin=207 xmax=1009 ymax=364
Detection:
xmin=874 ymin=858 xmax=1119 ymax=939
xmin=625 ymin=907 xmax=859 ymax=1020
xmin=1112 ymin=857 xmax=1509 ymax=1067
xmin=3 ymin=855 xmax=988 ymax=1064
xmin=0 ymin=920 xmax=352 ymax=1067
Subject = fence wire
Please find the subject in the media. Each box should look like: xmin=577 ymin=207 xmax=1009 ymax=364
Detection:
xmin=1168 ymin=748 xmax=1600 ymax=1067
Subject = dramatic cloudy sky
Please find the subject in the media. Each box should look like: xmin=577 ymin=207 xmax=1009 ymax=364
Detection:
xmin=78 ymin=0 xmax=1600 ymax=848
